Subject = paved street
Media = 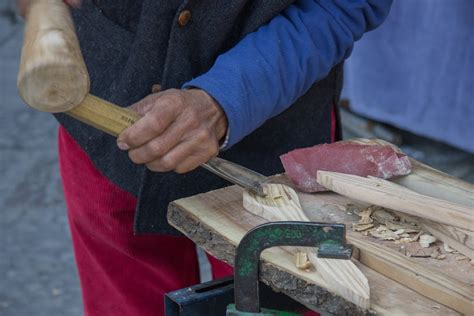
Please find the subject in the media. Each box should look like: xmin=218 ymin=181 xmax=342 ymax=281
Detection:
xmin=0 ymin=4 xmax=472 ymax=316
xmin=0 ymin=5 xmax=83 ymax=316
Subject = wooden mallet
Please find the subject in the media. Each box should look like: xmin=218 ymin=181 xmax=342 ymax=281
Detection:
xmin=17 ymin=0 xmax=140 ymax=137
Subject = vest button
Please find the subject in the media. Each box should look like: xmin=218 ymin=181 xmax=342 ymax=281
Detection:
xmin=151 ymin=84 xmax=162 ymax=94
xmin=178 ymin=10 xmax=191 ymax=27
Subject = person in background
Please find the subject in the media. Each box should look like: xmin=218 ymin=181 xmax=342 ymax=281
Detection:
xmin=342 ymin=0 xmax=473 ymax=154
xmin=17 ymin=0 xmax=392 ymax=315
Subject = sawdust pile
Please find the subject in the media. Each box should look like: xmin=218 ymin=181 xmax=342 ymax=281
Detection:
xmin=350 ymin=205 xmax=469 ymax=260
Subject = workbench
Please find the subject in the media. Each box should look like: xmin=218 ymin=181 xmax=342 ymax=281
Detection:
xmin=168 ymin=178 xmax=471 ymax=315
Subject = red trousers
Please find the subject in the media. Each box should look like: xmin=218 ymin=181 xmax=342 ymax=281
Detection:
xmin=58 ymin=127 xmax=232 ymax=316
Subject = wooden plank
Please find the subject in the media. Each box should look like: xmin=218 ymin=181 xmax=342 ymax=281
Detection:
xmin=316 ymin=171 xmax=473 ymax=232
xmin=168 ymin=185 xmax=461 ymax=315
xmin=243 ymin=183 xmax=370 ymax=309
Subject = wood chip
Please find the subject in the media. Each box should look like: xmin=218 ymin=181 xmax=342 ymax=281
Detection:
xmin=358 ymin=208 xmax=374 ymax=224
xmin=295 ymin=252 xmax=312 ymax=270
xmin=385 ymin=221 xmax=420 ymax=233
xmin=436 ymin=254 xmax=446 ymax=260
xmin=455 ymin=255 xmax=468 ymax=261
xmin=352 ymin=223 xmax=374 ymax=232
xmin=430 ymin=248 xmax=440 ymax=259
xmin=410 ymin=251 xmax=432 ymax=258
xmin=419 ymin=234 xmax=436 ymax=248
xmin=443 ymin=243 xmax=455 ymax=253
xmin=369 ymin=226 xmax=400 ymax=240
xmin=411 ymin=231 xmax=424 ymax=242
xmin=371 ymin=208 xmax=397 ymax=224
xmin=352 ymin=206 xmax=375 ymax=232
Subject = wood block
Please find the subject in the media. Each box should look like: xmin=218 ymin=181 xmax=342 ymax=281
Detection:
xmin=168 ymin=185 xmax=463 ymax=315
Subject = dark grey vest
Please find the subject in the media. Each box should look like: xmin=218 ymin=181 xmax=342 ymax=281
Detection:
xmin=55 ymin=0 xmax=342 ymax=234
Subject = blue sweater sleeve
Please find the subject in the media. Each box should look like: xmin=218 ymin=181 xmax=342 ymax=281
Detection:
xmin=183 ymin=0 xmax=392 ymax=149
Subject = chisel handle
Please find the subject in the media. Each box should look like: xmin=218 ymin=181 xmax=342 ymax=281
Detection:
xmin=66 ymin=95 xmax=141 ymax=137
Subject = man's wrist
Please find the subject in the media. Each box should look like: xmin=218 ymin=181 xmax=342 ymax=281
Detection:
xmin=184 ymin=88 xmax=229 ymax=148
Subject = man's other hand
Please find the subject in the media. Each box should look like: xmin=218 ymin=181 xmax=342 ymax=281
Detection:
xmin=16 ymin=0 xmax=81 ymax=17
xmin=117 ymin=89 xmax=228 ymax=174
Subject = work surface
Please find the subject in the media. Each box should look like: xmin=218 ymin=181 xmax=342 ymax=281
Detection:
xmin=168 ymin=179 xmax=472 ymax=315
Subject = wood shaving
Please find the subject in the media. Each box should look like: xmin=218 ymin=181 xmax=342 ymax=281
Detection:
xmin=358 ymin=208 xmax=374 ymax=224
xmin=405 ymin=246 xmax=432 ymax=258
xmin=430 ymin=248 xmax=440 ymax=259
xmin=443 ymin=243 xmax=455 ymax=253
xmin=369 ymin=226 xmax=400 ymax=240
xmin=411 ymin=231 xmax=424 ymax=242
xmin=295 ymin=252 xmax=312 ymax=270
xmin=385 ymin=221 xmax=419 ymax=233
xmin=352 ymin=223 xmax=374 ymax=232
xmin=436 ymin=254 xmax=446 ymax=260
xmin=419 ymin=234 xmax=436 ymax=248
xmin=371 ymin=208 xmax=397 ymax=224
xmin=455 ymin=255 xmax=468 ymax=261
xmin=352 ymin=205 xmax=375 ymax=232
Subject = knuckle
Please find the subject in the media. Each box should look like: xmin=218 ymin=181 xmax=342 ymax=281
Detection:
xmin=196 ymin=129 xmax=212 ymax=142
xmin=145 ymin=162 xmax=160 ymax=172
xmin=175 ymin=165 xmax=188 ymax=174
xmin=148 ymin=114 xmax=163 ymax=129
xmin=128 ymin=151 xmax=142 ymax=164
xmin=208 ymin=143 xmax=219 ymax=156
xmin=167 ymin=91 xmax=186 ymax=106
xmin=186 ymin=114 xmax=200 ymax=129
xmin=146 ymin=160 xmax=167 ymax=172
xmin=159 ymin=156 xmax=176 ymax=171
xmin=148 ymin=141 xmax=165 ymax=157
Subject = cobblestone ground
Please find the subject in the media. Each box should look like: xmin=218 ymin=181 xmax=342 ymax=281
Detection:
xmin=0 ymin=4 xmax=472 ymax=316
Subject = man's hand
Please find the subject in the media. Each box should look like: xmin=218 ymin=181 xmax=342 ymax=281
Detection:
xmin=16 ymin=0 xmax=81 ymax=17
xmin=117 ymin=89 xmax=228 ymax=174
